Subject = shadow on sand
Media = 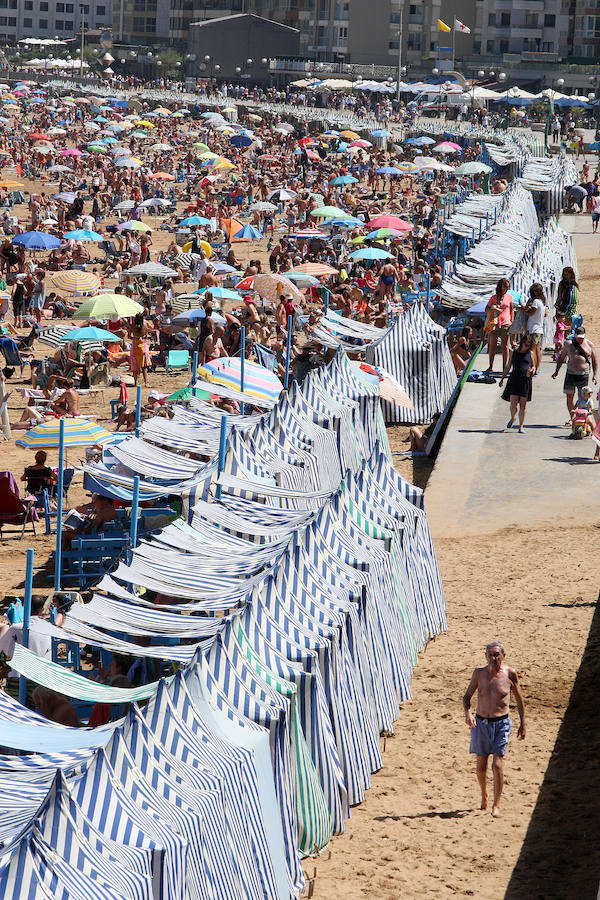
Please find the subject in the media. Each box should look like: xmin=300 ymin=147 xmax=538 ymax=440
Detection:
xmin=504 ymin=591 xmax=600 ymax=900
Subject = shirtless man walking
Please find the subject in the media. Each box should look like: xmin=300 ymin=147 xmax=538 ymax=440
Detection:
xmin=462 ymin=641 xmax=526 ymax=817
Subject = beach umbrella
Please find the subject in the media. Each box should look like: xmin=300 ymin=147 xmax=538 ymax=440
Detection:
xmin=364 ymin=228 xmax=402 ymax=240
xmin=329 ymin=174 xmax=358 ymax=185
xmin=232 ymin=224 xmax=264 ymax=240
xmin=350 ymin=247 xmax=394 ymax=260
xmin=140 ymin=197 xmax=172 ymax=209
xmin=396 ymin=162 xmax=420 ymax=173
xmin=196 ymin=286 xmax=244 ymax=302
xmin=280 ymin=271 xmax=320 ymax=286
xmin=73 ymin=293 xmax=143 ymax=320
xmin=60 ymin=148 xmax=83 ymax=157
xmin=366 ymin=215 xmax=412 ymax=231
xmin=249 ymin=202 xmax=277 ymax=213
xmin=310 ymin=206 xmax=350 ymax=218
xmin=13 ymin=232 xmax=61 ymax=250
xmin=375 ymin=166 xmax=404 ymax=176
xmin=50 ymin=271 xmax=100 ymax=294
xmin=117 ymin=220 xmax=152 ymax=232
xmin=198 ymin=357 xmax=283 ymax=403
xmin=171 ymin=309 xmax=206 ymax=327
xmin=348 ymin=139 xmax=372 ymax=149
xmin=433 ymin=142 xmax=462 ymax=153
xmin=54 ymin=191 xmax=77 ymax=203
xmin=455 ymin=162 xmax=492 ymax=175
xmin=59 ymin=326 xmax=120 ymax=344
xmin=230 ymin=134 xmax=253 ymax=148
xmin=180 ymin=215 xmax=212 ymax=226
xmin=252 ymin=273 xmax=304 ymax=304
xmin=115 ymin=157 xmax=142 ymax=168
xmin=64 ymin=229 xmax=104 ymax=242
xmin=341 ymin=130 xmax=360 ymax=139
xmin=371 ymin=129 xmax=392 ymax=138
xmin=268 ymin=188 xmax=297 ymax=202
xmin=126 ymin=262 xmax=178 ymax=278
xmin=322 ymin=215 xmax=364 ymax=227
xmin=290 ymin=262 xmax=338 ymax=276
xmin=150 ymin=143 xmax=174 ymax=152
xmin=16 ymin=417 xmax=112 ymax=449
xmin=404 ymin=135 xmax=436 ymax=146
xmin=150 ymin=171 xmax=176 ymax=181
xmin=47 ymin=164 xmax=72 ymax=174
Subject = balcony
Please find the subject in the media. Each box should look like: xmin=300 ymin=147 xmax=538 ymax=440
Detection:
xmin=520 ymin=49 xmax=560 ymax=59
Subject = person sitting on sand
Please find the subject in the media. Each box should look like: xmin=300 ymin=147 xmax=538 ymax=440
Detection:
xmin=61 ymin=493 xmax=117 ymax=549
xmin=408 ymin=412 xmax=441 ymax=452
xmin=21 ymin=449 xmax=56 ymax=495
xmin=52 ymin=379 xmax=80 ymax=417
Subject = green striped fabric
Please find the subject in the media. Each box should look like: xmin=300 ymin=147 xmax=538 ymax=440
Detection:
xmin=11 ymin=643 xmax=166 ymax=702
xmin=234 ymin=622 xmax=333 ymax=856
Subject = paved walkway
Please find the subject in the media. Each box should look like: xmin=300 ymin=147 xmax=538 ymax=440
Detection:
xmin=425 ymin=358 xmax=599 ymax=538
xmin=426 ymin=214 xmax=599 ymax=539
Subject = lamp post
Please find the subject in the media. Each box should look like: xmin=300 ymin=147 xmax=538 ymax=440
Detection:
xmin=395 ymin=1 xmax=405 ymax=103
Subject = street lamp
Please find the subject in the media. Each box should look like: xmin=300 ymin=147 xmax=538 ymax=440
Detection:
xmin=544 ymin=77 xmax=565 ymax=150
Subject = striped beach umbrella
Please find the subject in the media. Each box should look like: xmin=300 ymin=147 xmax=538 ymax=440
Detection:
xmin=198 ymin=357 xmax=283 ymax=403
xmin=49 ymin=270 xmax=100 ymax=295
xmin=16 ymin=417 xmax=112 ymax=449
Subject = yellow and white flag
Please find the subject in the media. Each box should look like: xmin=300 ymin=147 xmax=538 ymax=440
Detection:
xmin=454 ymin=18 xmax=471 ymax=33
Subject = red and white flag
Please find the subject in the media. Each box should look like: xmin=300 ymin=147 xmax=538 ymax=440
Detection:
xmin=454 ymin=18 xmax=471 ymax=32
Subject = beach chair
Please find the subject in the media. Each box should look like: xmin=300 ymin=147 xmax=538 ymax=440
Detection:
xmin=0 ymin=471 xmax=38 ymax=539
xmin=165 ymin=349 xmax=190 ymax=374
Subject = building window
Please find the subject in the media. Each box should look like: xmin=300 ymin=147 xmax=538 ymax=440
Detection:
xmin=133 ymin=15 xmax=144 ymax=28
xmin=23 ymin=16 xmax=32 ymax=25
xmin=66 ymin=2 xmax=74 ymax=10
xmin=473 ymin=39 xmax=481 ymax=52
xmin=134 ymin=0 xmax=144 ymax=8
xmin=486 ymin=39 xmax=494 ymax=52
xmin=525 ymin=12 xmax=537 ymax=25
xmin=145 ymin=16 xmax=156 ymax=30
xmin=488 ymin=13 xmax=495 ymax=25
xmin=0 ymin=18 xmax=7 ymax=26
xmin=0 ymin=2 xmax=6 ymax=8
xmin=39 ymin=17 xmax=47 ymax=26
xmin=500 ymin=12 xmax=510 ymax=26
xmin=40 ymin=1 xmax=48 ymax=9
xmin=389 ymin=40 xmax=399 ymax=49
xmin=97 ymin=4 xmax=105 ymax=13
xmin=499 ymin=38 xmax=508 ymax=51
xmin=56 ymin=1 xmax=64 ymax=9
xmin=390 ymin=12 xmax=400 ymax=23
xmin=8 ymin=15 xmax=15 ymax=23
xmin=544 ymin=13 xmax=555 ymax=26
xmin=55 ymin=19 xmax=64 ymax=27
xmin=24 ymin=0 xmax=32 ymax=8
xmin=542 ymin=40 xmax=554 ymax=50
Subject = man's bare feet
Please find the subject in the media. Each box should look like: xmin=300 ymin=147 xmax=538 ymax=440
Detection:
xmin=480 ymin=796 xmax=488 ymax=810
xmin=491 ymin=806 xmax=501 ymax=818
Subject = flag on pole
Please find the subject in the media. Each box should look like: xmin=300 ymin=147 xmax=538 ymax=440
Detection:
xmin=454 ymin=18 xmax=471 ymax=33
xmin=437 ymin=18 xmax=451 ymax=32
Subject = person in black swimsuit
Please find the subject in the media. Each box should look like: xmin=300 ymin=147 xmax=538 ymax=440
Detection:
xmin=499 ymin=335 xmax=535 ymax=434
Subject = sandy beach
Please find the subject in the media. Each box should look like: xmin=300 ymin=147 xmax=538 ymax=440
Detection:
xmin=0 ymin=148 xmax=598 ymax=898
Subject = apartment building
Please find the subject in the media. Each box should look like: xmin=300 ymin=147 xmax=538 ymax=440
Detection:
xmin=472 ymin=0 xmax=568 ymax=63
xmin=4 ymin=0 xmax=112 ymax=44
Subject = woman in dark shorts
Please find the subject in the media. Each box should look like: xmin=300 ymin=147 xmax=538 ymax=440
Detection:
xmin=10 ymin=276 xmax=25 ymax=328
xmin=499 ymin=335 xmax=536 ymax=434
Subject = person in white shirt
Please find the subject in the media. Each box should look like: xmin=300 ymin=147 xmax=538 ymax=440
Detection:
xmin=591 ymin=194 xmax=600 ymax=233
xmin=524 ymin=282 xmax=546 ymax=370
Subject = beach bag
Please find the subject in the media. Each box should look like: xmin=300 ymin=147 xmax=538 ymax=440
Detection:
xmin=509 ymin=307 xmax=527 ymax=335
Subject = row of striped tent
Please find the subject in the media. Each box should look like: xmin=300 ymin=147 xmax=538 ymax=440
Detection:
xmin=0 ymin=349 xmax=446 ymax=899
xmin=365 ymin=302 xmax=455 ymax=424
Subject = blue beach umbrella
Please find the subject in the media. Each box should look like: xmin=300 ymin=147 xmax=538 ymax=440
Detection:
xmin=349 ymin=247 xmax=393 ymax=260
xmin=376 ymin=166 xmax=403 ymax=175
xmin=232 ymin=224 xmax=264 ymax=240
xmin=63 ymin=229 xmax=104 ymax=241
xmin=59 ymin=326 xmax=120 ymax=343
xmin=180 ymin=215 xmax=212 ymax=226
xmin=329 ymin=175 xmax=358 ymax=185
xmin=13 ymin=232 xmax=61 ymax=250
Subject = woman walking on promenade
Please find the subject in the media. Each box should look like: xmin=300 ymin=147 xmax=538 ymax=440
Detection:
xmin=499 ymin=335 xmax=536 ymax=433
xmin=484 ymin=278 xmax=513 ymax=374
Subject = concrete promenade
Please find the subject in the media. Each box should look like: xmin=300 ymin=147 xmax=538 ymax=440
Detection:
xmin=426 ymin=215 xmax=598 ymax=540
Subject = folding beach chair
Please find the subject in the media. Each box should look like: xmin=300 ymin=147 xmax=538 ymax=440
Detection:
xmin=0 ymin=471 xmax=38 ymax=539
xmin=165 ymin=349 xmax=190 ymax=374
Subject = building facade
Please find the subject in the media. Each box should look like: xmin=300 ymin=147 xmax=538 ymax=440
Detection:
xmin=187 ymin=13 xmax=300 ymax=79
xmin=471 ymin=0 xmax=568 ymax=64
xmin=3 ymin=0 xmax=112 ymax=44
